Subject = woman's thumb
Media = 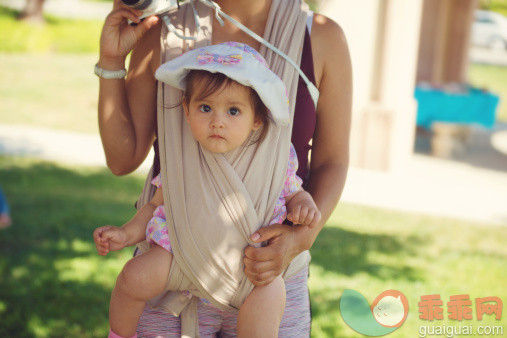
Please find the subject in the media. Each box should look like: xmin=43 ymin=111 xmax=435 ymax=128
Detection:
xmin=250 ymin=224 xmax=282 ymax=243
xmin=135 ymin=16 xmax=159 ymax=38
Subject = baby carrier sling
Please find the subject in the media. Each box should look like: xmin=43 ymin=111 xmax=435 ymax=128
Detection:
xmin=135 ymin=0 xmax=312 ymax=336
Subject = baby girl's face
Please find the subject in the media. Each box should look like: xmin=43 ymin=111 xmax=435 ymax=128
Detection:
xmin=183 ymin=81 xmax=262 ymax=154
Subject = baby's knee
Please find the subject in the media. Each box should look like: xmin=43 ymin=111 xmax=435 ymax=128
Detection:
xmin=115 ymin=258 xmax=149 ymax=299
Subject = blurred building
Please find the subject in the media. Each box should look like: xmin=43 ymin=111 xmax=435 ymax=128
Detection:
xmin=321 ymin=0 xmax=478 ymax=171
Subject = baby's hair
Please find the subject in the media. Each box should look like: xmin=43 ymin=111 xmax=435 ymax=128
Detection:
xmin=184 ymin=70 xmax=270 ymax=144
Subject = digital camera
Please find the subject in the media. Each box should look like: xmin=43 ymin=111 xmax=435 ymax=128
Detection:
xmin=122 ymin=0 xmax=180 ymax=19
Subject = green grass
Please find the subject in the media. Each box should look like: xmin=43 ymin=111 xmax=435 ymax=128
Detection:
xmin=0 ymin=157 xmax=505 ymax=337
xmin=468 ymin=64 xmax=507 ymax=123
xmin=0 ymin=53 xmax=100 ymax=134
xmin=480 ymin=0 xmax=507 ymax=17
xmin=309 ymin=204 xmax=507 ymax=337
xmin=0 ymin=6 xmax=102 ymax=54
xmin=0 ymin=157 xmax=141 ymax=337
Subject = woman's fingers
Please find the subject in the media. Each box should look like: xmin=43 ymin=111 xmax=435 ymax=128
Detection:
xmin=243 ymin=256 xmax=279 ymax=286
xmin=133 ymin=15 xmax=160 ymax=40
xmin=107 ymin=7 xmax=141 ymax=26
xmin=100 ymin=7 xmax=152 ymax=60
xmin=249 ymin=223 xmax=284 ymax=243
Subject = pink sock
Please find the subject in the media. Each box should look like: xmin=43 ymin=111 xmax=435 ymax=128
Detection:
xmin=108 ymin=329 xmax=137 ymax=338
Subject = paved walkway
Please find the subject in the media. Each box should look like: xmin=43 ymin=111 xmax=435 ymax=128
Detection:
xmin=0 ymin=124 xmax=154 ymax=174
xmin=1 ymin=123 xmax=507 ymax=226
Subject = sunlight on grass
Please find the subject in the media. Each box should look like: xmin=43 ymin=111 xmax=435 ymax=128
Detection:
xmin=469 ymin=64 xmax=507 ymax=122
xmin=0 ymin=6 xmax=102 ymax=53
xmin=55 ymin=241 xmax=131 ymax=286
xmin=309 ymin=203 xmax=507 ymax=337
xmin=0 ymin=53 xmax=100 ymax=134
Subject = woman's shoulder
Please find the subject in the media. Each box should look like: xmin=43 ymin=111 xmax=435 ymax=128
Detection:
xmin=309 ymin=13 xmax=350 ymax=87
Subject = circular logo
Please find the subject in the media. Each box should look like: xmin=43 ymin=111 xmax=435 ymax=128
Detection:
xmin=340 ymin=289 xmax=409 ymax=336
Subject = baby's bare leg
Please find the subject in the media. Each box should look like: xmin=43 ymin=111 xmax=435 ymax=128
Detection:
xmin=109 ymin=245 xmax=172 ymax=337
xmin=237 ymin=276 xmax=286 ymax=338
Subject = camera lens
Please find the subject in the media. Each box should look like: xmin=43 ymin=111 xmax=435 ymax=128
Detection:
xmin=121 ymin=0 xmax=152 ymax=10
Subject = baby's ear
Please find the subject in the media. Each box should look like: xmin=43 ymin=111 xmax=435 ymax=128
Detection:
xmin=252 ymin=117 xmax=262 ymax=131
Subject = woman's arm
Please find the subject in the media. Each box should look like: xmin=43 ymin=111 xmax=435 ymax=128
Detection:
xmin=97 ymin=0 xmax=161 ymax=175
xmin=244 ymin=14 xmax=352 ymax=286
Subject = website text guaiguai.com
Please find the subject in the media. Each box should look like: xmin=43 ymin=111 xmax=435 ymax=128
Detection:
xmin=419 ymin=324 xmax=503 ymax=337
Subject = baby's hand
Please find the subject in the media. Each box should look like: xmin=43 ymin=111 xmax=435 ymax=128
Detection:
xmin=286 ymin=191 xmax=321 ymax=228
xmin=93 ymin=225 xmax=128 ymax=256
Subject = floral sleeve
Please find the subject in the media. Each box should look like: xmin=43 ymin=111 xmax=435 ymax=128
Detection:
xmin=281 ymin=144 xmax=303 ymax=198
xmin=151 ymin=174 xmax=162 ymax=188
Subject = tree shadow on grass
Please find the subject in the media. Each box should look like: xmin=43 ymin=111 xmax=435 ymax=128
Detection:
xmin=0 ymin=159 xmax=145 ymax=337
xmin=310 ymin=224 xmax=424 ymax=282
xmin=308 ymin=221 xmax=427 ymax=337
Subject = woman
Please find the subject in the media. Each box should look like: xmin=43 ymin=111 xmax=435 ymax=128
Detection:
xmin=97 ymin=0 xmax=351 ymax=336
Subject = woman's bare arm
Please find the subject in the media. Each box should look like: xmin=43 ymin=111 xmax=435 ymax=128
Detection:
xmin=244 ymin=14 xmax=352 ymax=285
xmin=97 ymin=0 xmax=161 ymax=175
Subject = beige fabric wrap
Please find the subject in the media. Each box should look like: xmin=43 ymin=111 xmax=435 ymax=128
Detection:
xmin=135 ymin=0 xmax=311 ymax=336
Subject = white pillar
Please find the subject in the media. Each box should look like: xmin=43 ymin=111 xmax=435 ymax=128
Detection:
xmin=321 ymin=0 xmax=423 ymax=172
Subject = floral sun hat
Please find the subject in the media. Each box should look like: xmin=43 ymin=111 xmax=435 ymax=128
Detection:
xmin=155 ymin=42 xmax=290 ymax=126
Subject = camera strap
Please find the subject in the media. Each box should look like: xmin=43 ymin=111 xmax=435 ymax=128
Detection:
xmin=161 ymin=0 xmax=319 ymax=107
xmin=199 ymin=0 xmax=319 ymax=107
xmin=161 ymin=0 xmax=201 ymax=41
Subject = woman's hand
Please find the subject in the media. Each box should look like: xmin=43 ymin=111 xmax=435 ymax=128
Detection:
xmin=243 ymin=224 xmax=313 ymax=286
xmin=99 ymin=0 xmax=159 ymax=68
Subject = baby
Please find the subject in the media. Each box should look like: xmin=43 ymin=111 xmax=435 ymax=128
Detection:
xmin=94 ymin=42 xmax=321 ymax=338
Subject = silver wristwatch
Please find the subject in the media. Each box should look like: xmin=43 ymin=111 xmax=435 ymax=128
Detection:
xmin=94 ymin=63 xmax=127 ymax=79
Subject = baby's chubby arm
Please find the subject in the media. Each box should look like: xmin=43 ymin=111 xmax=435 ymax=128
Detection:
xmin=285 ymin=190 xmax=321 ymax=228
xmin=93 ymin=187 xmax=164 ymax=255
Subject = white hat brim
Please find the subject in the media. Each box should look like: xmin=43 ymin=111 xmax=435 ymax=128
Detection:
xmin=155 ymin=44 xmax=289 ymax=127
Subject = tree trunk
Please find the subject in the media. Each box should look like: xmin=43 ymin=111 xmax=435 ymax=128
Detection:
xmin=18 ymin=0 xmax=46 ymax=23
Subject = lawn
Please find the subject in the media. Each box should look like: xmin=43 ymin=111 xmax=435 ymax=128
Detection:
xmin=1 ymin=5 xmax=506 ymax=135
xmin=469 ymin=63 xmax=507 ymax=122
xmin=0 ymin=6 xmax=102 ymax=54
xmin=0 ymin=157 xmax=505 ymax=337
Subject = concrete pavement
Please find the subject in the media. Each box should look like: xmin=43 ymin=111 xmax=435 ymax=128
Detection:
xmin=0 ymin=124 xmax=154 ymax=174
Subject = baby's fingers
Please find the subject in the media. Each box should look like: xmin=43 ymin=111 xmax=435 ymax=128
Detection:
xmin=297 ymin=206 xmax=310 ymax=225
xmin=288 ymin=205 xmax=301 ymax=224
xmin=307 ymin=210 xmax=322 ymax=228
xmin=93 ymin=227 xmax=106 ymax=242
xmin=95 ymin=241 xmax=110 ymax=256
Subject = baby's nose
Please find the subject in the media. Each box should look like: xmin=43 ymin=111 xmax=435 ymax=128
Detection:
xmin=210 ymin=114 xmax=225 ymax=128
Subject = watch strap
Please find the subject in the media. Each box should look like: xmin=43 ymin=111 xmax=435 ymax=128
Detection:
xmin=94 ymin=63 xmax=127 ymax=79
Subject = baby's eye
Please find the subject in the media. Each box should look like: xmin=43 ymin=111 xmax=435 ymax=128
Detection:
xmin=227 ymin=107 xmax=240 ymax=116
xmin=199 ymin=104 xmax=211 ymax=113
